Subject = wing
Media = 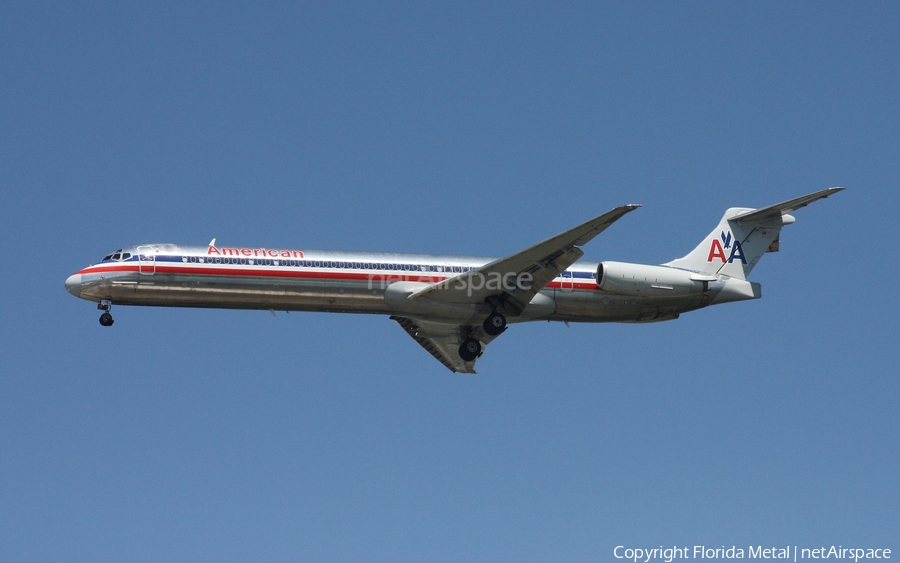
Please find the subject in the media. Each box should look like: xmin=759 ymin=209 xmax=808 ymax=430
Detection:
xmin=391 ymin=205 xmax=639 ymax=372
xmin=391 ymin=316 xmax=504 ymax=373
xmin=410 ymin=204 xmax=640 ymax=315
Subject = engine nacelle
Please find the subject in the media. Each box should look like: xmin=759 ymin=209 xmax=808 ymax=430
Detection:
xmin=596 ymin=262 xmax=709 ymax=297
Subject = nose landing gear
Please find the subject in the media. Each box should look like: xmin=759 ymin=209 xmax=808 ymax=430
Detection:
xmin=97 ymin=301 xmax=114 ymax=327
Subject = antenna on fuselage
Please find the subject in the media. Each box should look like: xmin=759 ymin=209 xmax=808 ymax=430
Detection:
xmin=209 ymin=238 xmax=216 ymax=246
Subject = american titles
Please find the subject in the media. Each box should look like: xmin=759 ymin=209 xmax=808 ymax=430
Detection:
xmin=207 ymin=245 xmax=305 ymax=259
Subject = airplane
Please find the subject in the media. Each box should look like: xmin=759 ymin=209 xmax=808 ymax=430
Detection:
xmin=65 ymin=187 xmax=843 ymax=373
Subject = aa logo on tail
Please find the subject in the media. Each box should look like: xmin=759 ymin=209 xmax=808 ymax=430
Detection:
xmin=707 ymin=231 xmax=746 ymax=264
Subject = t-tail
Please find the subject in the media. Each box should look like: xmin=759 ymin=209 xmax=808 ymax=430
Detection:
xmin=665 ymin=187 xmax=844 ymax=280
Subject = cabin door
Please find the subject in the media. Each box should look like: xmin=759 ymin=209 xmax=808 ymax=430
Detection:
xmin=137 ymin=245 xmax=156 ymax=275
xmin=560 ymin=270 xmax=574 ymax=291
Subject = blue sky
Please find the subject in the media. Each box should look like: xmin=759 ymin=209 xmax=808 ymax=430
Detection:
xmin=2 ymin=2 xmax=898 ymax=561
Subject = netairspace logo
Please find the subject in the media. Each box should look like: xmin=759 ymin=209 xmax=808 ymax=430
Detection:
xmin=613 ymin=545 xmax=891 ymax=562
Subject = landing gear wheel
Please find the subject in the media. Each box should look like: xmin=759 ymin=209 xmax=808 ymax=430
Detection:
xmin=99 ymin=312 xmax=114 ymax=327
xmin=483 ymin=311 xmax=507 ymax=336
xmin=459 ymin=338 xmax=481 ymax=362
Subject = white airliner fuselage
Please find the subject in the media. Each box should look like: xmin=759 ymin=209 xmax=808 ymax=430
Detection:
xmin=66 ymin=188 xmax=843 ymax=372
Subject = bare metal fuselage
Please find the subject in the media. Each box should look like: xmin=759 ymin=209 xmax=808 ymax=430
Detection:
xmin=65 ymin=244 xmax=745 ymax=325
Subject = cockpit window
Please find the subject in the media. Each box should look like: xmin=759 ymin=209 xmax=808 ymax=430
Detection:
xmin=102 ymin=249 xmax=127 ymax=262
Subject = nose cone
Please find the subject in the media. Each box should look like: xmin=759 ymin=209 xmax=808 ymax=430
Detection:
xmin=65 ymin=274 xmax=82 ymax=297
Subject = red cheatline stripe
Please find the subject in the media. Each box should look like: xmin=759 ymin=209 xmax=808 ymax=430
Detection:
xmin=75 ymin=264 xmax=602 ymax=290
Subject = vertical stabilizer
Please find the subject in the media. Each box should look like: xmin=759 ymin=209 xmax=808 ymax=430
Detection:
xmin=664 ymin=188 xmax=844 ymax=280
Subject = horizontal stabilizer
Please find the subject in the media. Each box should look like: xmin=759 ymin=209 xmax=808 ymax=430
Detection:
xmin=732 ymin=187 xmax=844 ymax=225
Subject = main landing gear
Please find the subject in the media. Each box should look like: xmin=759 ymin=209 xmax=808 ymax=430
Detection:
xmin=458 ymin=338 xmax=481 ymax=362
xmin=459 ymin=307 xmax=508 ymax=362
xmin=97 ymin=301 xmax=114 ymax=327
xmin=482 ymin=310 xmax=507 ymax=336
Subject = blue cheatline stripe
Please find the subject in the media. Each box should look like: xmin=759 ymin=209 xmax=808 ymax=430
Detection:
xmin=103 ymin=253 xmax=598 ymax=281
